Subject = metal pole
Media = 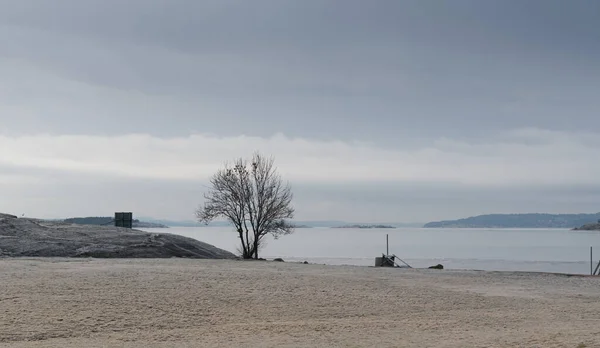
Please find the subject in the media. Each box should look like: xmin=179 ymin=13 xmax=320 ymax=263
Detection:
xmin=386 ymin=234 xmax=389 ymax=256
xmin=591 ymin=247 xmax=593 ymax=275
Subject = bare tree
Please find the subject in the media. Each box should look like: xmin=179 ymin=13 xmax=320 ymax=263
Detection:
xmin=196 ymin=152 xmax=294 ymax=259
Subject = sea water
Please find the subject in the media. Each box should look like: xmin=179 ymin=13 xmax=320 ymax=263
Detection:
xmin=141 ymin=227 xmax=600 ymax=275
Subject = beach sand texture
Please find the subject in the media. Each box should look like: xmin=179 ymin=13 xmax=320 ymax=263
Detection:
xmin=1 ymin=258 xmax=599 ymax=347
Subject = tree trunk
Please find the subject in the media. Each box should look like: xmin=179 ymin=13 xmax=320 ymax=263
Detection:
xmin=253 ymin=234 xmax=260 ymax=259
xmin=245 ymin=229 xmax=250 ymax=258
xmin=237 ymin=227 xmax=250 ymax=259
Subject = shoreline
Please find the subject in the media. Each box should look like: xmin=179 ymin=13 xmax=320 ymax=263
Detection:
xmin=2 ymin=256 xmax=599 ymax=278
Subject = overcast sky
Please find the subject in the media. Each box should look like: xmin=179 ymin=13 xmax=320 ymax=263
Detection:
xmin=1 ymin=0 xmax=599 ymax=223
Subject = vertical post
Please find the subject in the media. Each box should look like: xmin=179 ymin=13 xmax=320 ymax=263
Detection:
xmin=386 ymin=234 xmax=389 ymax=256
xmin=591 ymin=247 xmax=593 ymax=275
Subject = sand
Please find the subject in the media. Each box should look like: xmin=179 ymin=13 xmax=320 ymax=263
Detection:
xmin=1 ymin=259 xmax=599 ymax=348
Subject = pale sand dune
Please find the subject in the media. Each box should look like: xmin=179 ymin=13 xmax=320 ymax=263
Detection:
xmin=1 ymin=259 xmax=599 ymax=348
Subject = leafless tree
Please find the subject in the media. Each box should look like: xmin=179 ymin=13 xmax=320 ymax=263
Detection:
xmin=196 ymin=152 xmax=294 ymax=259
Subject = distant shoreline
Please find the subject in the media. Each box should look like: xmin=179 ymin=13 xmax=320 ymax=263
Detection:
xmin=331 ymin=224 xmax=396 ymax=229
xmin=424 ymin=212 xmax=600 ymax=229
xmin=572 ymin=222 xmax=600 ymax=231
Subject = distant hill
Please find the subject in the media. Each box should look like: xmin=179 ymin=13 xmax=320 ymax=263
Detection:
xmin=64 ymin=217 xmax=168 ymax=228
xmin=424 ymin=213 xmax=600 ymax=228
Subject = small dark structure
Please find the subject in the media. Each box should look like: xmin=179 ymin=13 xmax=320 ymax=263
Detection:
xmin=375 ymin=234 xmax=412 ymax=268
xmin=375 ymin=254 xmax=396 ymax=267
xmin=429 ymin=264 xmax=444 ymax=270
xmin=115 ymin=212 xmax=133 ymax=229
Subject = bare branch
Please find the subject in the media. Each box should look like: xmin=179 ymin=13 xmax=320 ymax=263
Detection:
xmin=196 ymin=152 xmax=294 ymax=259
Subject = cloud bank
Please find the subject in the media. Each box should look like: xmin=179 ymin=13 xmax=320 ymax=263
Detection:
xmin=1 ymin=1 xmax=599 ymax=221
xmin=1 ymin=129 xmax=599 ymax=222
xmin=1 ymin=128 xmax=599 ymax=186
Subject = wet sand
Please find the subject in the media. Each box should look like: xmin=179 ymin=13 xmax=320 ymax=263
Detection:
xmin=1 ymin=258 xmax=599 ymax=347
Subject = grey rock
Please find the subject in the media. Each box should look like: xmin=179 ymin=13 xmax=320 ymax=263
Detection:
xmin=573 ymin=223 xmax=600 ymax=231
xmin=0 ymin=215 xmax=235 ymax=259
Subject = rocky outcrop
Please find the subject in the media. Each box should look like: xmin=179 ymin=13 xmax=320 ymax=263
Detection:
xmin=573 ymin=223 xmax=600 ymax=231
xmin=0 ymin=215 xmax=235 ymax=259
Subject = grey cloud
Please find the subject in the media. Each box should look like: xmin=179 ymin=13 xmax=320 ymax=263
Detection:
xmin=0 ymin=0 xmax=599 ymax=142
xmin=2 ymin=163 xmax=600 ymax=223
xmin=2 ymin=169 xmax=599 ymax=223
xmin=292 ymin=181 xmax=600 ymax=222
xmin=1 ymin=1 xmax=599 ymax=221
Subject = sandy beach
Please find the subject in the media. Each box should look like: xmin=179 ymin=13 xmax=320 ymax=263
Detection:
xmin=1 ymin=259 xmax=599 ymax=348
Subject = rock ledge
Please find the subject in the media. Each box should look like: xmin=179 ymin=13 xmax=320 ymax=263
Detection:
xmin=0 ymin=215 xmax=235 ymax=259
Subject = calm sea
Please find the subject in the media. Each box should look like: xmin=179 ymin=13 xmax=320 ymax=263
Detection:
xmin=141 ymin=227 xmax=600 ymax=275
